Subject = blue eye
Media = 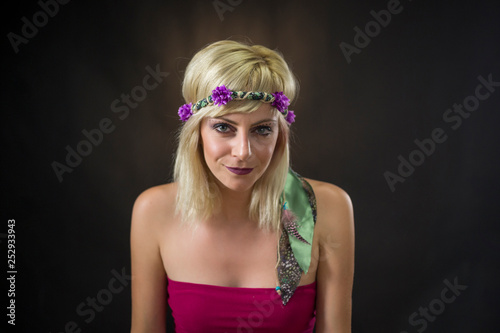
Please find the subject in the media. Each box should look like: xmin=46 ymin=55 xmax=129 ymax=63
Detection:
xmin=213 ymin=123 xmax=231 ymax=133
xmin=254 ymin=126 xmax=272 ymax=136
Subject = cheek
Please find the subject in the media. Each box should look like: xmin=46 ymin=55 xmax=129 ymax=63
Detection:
xmin=201 ymin=135 xmax=226 ymax=161
xmin=255 ymin=137 xmax=278 ymax=160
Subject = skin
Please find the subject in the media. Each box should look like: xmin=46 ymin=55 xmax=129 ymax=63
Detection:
xmin=199 ymin=105 xmax=280 ymax=207
xmin=130 ymin=105 xmax=355 ymax=332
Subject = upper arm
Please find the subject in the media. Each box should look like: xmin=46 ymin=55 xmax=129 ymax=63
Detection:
xmin=313 ymin=182 xmax=355 ymax=333
xmin=130 ymin=187 xmax=168 ymax=333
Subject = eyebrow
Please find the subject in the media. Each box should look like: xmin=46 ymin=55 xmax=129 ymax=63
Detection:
xmin=213 ymin=117 xmax=277 ymax=126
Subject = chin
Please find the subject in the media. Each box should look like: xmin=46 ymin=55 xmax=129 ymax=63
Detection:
xmin=219 ymin=177 xmax=258 ymax=193
xmin=213 ymin=169 xmax=264 ymax=192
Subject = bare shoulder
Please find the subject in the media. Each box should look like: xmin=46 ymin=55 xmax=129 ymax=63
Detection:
xmin=303 ymin=178 xmax=354 ymax=240
xmin=132 ymin=183 xmax=177 ymax=219
xmin=131 ymin=182 xmax=178 ymax=235
xmin=303 ymin=178 xmax=353 ymax=215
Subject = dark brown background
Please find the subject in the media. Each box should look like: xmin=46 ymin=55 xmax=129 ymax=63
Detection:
xmin=2 ymin=0 xmax=499 ymax=332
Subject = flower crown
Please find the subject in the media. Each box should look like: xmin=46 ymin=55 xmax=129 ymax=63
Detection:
xmin=178 ymin=85 xmax=296 ymax=124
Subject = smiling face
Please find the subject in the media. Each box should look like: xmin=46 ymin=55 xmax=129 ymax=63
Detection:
xmin=200 ymin=104 xmax=279 ymax=194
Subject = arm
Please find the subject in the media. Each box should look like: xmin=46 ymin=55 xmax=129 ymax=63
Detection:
xmin=313 ymin=183 xmax=355 ymax=333
xmin=130 ymin=188 xmax=168 ymax=333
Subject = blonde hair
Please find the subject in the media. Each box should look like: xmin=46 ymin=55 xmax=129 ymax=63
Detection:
xmin=174 ymin=40 xmax=299 ymax=231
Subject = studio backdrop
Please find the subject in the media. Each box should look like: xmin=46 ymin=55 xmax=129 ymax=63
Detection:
xmin=2 ymin=0 xmax=499 ymax=332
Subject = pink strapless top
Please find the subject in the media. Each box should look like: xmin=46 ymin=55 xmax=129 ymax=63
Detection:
xmin=167 ymin=277 xmax=316 ymax=333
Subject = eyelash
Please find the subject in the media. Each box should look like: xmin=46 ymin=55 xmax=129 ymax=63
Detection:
xmin=254 ymin=125 xmax=273 ymax=136
xmin=212 ymin=122 xmax=273 ymax=136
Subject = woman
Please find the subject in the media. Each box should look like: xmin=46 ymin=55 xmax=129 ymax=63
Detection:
xmin=130 ymin=40 xmax=355 ymax=332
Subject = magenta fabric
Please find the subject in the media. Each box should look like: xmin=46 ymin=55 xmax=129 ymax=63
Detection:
xmin=167 ymin=277 xmax=316 ymax=333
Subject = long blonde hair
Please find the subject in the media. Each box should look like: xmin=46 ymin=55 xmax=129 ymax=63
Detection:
xmin=173 ymin=40 xmax=299 ymax=231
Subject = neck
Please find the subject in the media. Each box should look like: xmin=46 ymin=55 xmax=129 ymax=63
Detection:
xmin=209 ymin=184 xmax=256 ymax=229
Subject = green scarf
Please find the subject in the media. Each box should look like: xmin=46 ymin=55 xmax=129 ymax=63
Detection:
xmin=277 ymin=169 xmax=317 ymax=305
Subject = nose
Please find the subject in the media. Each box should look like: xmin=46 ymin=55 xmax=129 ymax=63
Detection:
xmin=232 ymin=132 xmax=252 ymax=161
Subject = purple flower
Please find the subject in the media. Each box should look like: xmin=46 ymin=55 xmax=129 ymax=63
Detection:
xmin=178 ymin=103 xmax=193 ymax=121
xmin=271 ymin=91 xmax=290 ymax=112
xmin=212 ymin=85 xmax=233 ymax=106
xmin=285 ymin=110 xmax=296 ymax=124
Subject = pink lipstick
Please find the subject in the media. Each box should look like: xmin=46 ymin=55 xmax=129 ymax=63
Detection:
xmin=226 ymin=166 xmax=253 ymax=175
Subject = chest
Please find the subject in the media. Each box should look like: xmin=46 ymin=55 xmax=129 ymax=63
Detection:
xmin=160 ymin=223 xmax=281 ymax=287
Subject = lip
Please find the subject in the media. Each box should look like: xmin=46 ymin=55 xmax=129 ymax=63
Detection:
xmin=225 ymin=166 xmax=254 ymax=175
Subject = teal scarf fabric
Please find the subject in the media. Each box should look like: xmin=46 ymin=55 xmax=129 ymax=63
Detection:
xmin=277 ymin=169 xmax=317 ymax=305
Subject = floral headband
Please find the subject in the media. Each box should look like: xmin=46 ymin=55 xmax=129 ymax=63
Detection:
xmin=178 ymin=85 xmax=296 ymax=124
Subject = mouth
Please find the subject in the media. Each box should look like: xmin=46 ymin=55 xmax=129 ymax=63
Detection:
xmin=225 ymin=166 xmax=254 ymax=175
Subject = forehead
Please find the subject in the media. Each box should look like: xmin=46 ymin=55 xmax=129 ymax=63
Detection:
xmin=209 ymin=104 xmax=277 ymax=124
